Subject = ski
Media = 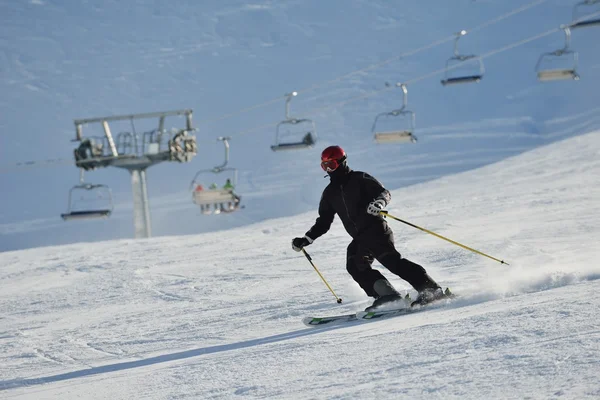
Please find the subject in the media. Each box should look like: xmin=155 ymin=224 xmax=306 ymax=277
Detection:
xmin=358 ymin=288 xmax=456 ymax=320
xmin=356 ymin=306 xmax=415 ymax=320
xmin=302 ymin=313 xmax=358 ymax=327
xmin=303 ymin=289 xmax=456 ymax=327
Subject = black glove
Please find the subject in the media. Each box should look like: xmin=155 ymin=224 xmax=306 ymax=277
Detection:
xmin=292 ymin=236 xmax=313 ymax=252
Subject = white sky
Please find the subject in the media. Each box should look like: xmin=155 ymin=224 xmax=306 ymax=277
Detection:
xmin=1 ymin=130 xmax=599 ymax=399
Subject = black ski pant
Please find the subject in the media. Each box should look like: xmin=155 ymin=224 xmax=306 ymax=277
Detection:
xmin=346 ymin=223 xmax=439 ymax=298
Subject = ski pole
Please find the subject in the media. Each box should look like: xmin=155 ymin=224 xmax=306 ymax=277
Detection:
xmin=301 ymin=248 xmax=343 ymax=303
xmin=380 ymin=211 xmax=509 ymax=265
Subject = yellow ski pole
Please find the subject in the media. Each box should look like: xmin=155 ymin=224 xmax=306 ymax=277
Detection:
xmin=301 ymin=248 xmax=343 ymax=303
xmin=380 ymin=211 xmax=509 ymax=265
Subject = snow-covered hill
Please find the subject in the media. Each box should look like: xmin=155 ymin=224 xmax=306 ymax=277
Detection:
xmin=1 ymin=0 xmax=600 ymax=251
xmin=1 ymin=129 xmax=599 ymax=399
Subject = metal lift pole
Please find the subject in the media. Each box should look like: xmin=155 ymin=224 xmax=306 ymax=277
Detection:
xmin=131 ymin=168 xmax=151 ymax=238
xmin=70 ymin=109 xmax=197 ymax=239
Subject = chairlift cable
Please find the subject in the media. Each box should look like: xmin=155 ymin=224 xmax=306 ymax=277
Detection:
xmin=2 ymin=2 xmax=593 ymax=172
xmin=0 ymin=158 xmax=73 ymax=173
xmin=301 ymin=9 xmax=600 ymax=114
xmin=199 ymin=0 xmax=550 ymax=126
xmin=24 ymin=7 xmax=600 ymax=154
xmin=216 ymin=9 xmax=600 ymax=141
xmin=468 ymin=0 xmax=549 ymax=35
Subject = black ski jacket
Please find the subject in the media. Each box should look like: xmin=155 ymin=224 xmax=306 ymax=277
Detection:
xmin=306 ymin=170 xmax=391 ymax=241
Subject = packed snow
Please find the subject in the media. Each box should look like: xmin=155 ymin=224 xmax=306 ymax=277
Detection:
xmin=1 ymin=131 xmax=599 ymax=399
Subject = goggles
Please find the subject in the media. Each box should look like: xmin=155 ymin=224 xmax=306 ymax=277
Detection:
xmin=321 ymin=159 xmax=340 ymax=172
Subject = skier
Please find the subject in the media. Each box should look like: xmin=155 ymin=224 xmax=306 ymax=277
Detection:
xmin=291 ymin=145 xmax=445 ymax=309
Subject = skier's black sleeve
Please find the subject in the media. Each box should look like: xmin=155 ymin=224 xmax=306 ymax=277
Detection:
xmin=305 ymin=189 xmax=336 ymax=241
xmin=361 ymin=172 xmax=391 ymax=205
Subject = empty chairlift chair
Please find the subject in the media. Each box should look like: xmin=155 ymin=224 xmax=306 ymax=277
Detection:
xmin=536 ymin=26 xmax=580 ymax=82
xmin=441 ymin=30 xmax=485 ymax=86
xmin=61 ymin=170 xmax=113 ymax=221
xmin=190 ymin=137 xmax=242 ymax=214
xmin=571 ymin=0 xmax=600 ymax=29
xmin=271 ymin=92 xmax=317 ymax=151
xmin=372 ymin=83 xmax=417 ymax=144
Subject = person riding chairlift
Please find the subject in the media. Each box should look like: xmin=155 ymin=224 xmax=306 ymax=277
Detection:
xmin=222 ymin=178 xmax=241 ymax=211
xmin=194 ymin=184 xmax=210 ymax=214
xmin=207 ymin=183 xmax=224 ymax=214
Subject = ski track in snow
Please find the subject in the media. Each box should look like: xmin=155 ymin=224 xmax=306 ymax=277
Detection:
xmin=1 ymin=131 xmax=600 ymax=398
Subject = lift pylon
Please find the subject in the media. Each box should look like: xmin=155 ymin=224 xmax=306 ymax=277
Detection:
xmin=68 ymin=109 xmax=197 ymax=238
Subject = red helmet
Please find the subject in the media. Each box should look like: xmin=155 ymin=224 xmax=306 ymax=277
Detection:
xmin=321 ymin=145 xmax=347 ymax=172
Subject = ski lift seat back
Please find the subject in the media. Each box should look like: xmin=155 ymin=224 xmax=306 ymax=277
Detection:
xmin=374 ymin=131 xmax=417 ymax=144
xmin=271 ymin=130 xmax=315 ymax=151
xmin=441 ymin=74 xmax=483 ymax=86
xmin=61 ymin=209 xmax=112 ymax=221
xmin=537 ymin=69 xmax=579 ymax=81
xmin=193 ymin=189 xmax=238 ymax=206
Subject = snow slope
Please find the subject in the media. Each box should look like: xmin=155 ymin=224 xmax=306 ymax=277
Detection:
xmin=1 ymin=130 xmax=599 ymax=399
xmin=1 ymin=0 xmax=600 ymax=251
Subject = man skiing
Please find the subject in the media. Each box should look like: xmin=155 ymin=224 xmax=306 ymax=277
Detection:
xmin=292 ymin=145 xmax=446 ymax=309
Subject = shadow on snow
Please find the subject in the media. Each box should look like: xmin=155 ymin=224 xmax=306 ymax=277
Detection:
xmin=0 ymin=325 xmax=349 ymax=391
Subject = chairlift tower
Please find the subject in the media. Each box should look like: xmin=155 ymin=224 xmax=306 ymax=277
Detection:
xmin=69 ymin=109 xmax=197 ymax=238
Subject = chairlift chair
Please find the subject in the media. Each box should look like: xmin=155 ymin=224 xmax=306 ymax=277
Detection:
xmin=190 ymin=137 xmax=242 ymax=214
xmin=441 ymin=30 xmax=485 ymax=86
xmin=536 ymin=26 xmax=580 ymax=82
xmin=61 ymin=170 xmax=113 ymax=221
xmin=372 ymin=83 xmax=418 ymax=144
xmin=271 ymin=92 xmax=317 ymax=151
xmin=571 ymin=0 xmax=600 ymax=29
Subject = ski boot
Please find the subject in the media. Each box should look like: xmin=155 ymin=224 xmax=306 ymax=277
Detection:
xmin=411 ymin=287 xmax=453 ymax=307
xmin=365 ymin=293 xmax=411 ymax=311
